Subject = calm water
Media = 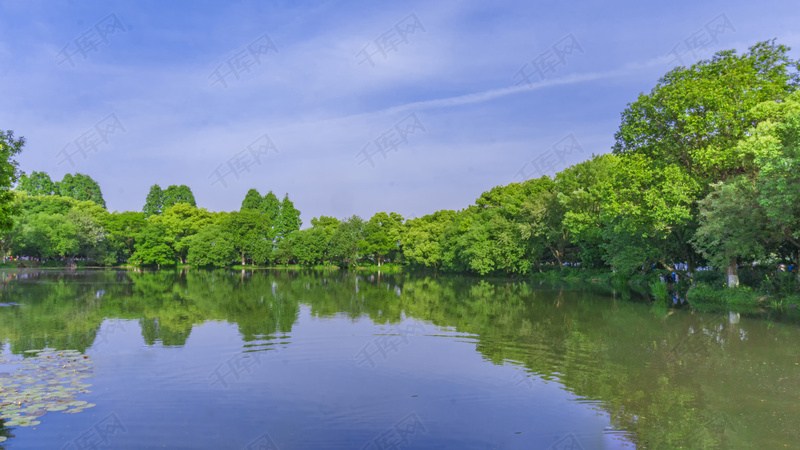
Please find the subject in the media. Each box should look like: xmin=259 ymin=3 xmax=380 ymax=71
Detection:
xmin=0 ymin=269 xmax=798 ymax=449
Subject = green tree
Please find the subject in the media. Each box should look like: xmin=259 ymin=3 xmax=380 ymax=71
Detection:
xmin=101 ymin=211 xmax=147 ymax=263
xmin=17 ymin=171 xmax=57 ymax=196
xmin=220 ymin=209 xmax=272 ymax=265
xmin=162 ymin=185 xmax=196 ymax=209
xmin=58 ymin=173 xmax=106 ymax=208
xmin=693 ymin=179 xmax=770 ymax=287
xmin=0 ymin=130 xmax=25 ymax=232
xmin=186 ymin=225 xmax=237 ymax=268
xmin=241 ymin=188 xmax=265 ymax=211
xmin=143 ymin=184 xmax=164 ymax=217
xmin=277 ymin=194 xmax=301 ymax=240
xmin=263 ymin=191 xmax=281 ymax=225
xmin=310 ymin=216 xmax=340 ymax=265
xmin=364 ymin=212 xmax=404 ymax=266
xmin=291 ymin=228 xmax=327 ymax=266
xmin=130 ymin=222 xmax=176 ymax=268
xmin=149 ymin=203 xmax=214 ymax=264
xmin=329 ymin=215 xmax=365 ymax=267
xmin=402 ymin=210 xmax=456 ymax=270
xmin=613 ymin=40 xmax=798 ymax=185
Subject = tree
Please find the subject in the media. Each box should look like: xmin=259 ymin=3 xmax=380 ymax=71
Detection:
xmin=613 ymin=40 xmax=798 ymax=186
xmin=241 ymin=188 xmax=264 ymax=212
xmin=734 ymin=93 xmax=800 ymax=282
xmin=693 ymin=179 xmax=770 ymax=287
xmin=162 ymin=185 xmax=196 ymax=209
xmin=101 ymin=211 xmax=147 ymax=262
xmin=186 ymin=225 xmax=236 ymax=268
xmin=143 ymin=184 xmax=164 ymax=217
xmin=220 ymin=209 xmax=272 ymax=265
xmin=277 ymin=194 xmax=301 ymax=239
xmin=263 ymin=191 xmax=281 ymax=225
xmin=310 ymin=216 xmax=340 ymax=265
xmin=17 ymin=171 xmax=57 ymax=196
xmin=363 ymin=212 xmax=404 ymax=266
xmin=329 ymin=215 xmax=365 ymax=267
xmin=402 ymin=210 xmax=456 ymax=270
xmin=149 ymin=203 xmax=214 ymax=263
xmin=0 ymin=130 xmax=25 ymax=232
xmin=58 ymin=173 xmax=106 ymax=208
xmin=290 ymin=228 xmax=327 ymax=266
xmin=130 ymin=222 xmax=176 ymax=268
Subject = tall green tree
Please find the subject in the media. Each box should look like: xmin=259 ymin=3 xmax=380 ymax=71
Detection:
xmin=263 ymin=191 xmax=281 ymax=225
xmin=241 ymin=188 xmax=265 ymax=212
xmin=186 ymin=225 xmax=237 ymax=268
xmin=58 ymin=173 xmax=106 ymax=208
xmin=613 ymin=40 xmax=798 ymax=185
xmin=17 ymin=171 xmax=57 ymax=196
xmin=220 ymin=209 xmax=272 ymax=265
xmin=143 ymin=184 xmax=164 ymax=217
xmin=149 ymin=203 xmax=214 ymax=263
xmin=0 ymin=130 xmax=25 ymax=232
xmin=329 ymin=215 xmax=365 ymax=267
xmin=364 ymin=212 xmax=404 ymax=266
xmin=277 ymin=194 xmax=301 ymax=239
xmin=130 ymin=221 xmax=176 ymax=268
xmin=402 ymin=210 xmax=456 ymax=270
xmin=101 ymin=211 xmax=147 ymax=263
xmin=162 ymin=185 xmax=196 ymax=209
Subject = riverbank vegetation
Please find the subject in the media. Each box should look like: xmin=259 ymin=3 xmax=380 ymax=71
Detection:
xmin=1 ymin=40 xmax=798 ymax=309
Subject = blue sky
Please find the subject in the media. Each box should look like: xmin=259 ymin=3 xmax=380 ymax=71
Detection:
xmin=1 ymin=0 xmax=798 ymax=225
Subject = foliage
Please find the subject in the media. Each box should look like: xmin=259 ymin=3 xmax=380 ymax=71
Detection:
xmin=17 ymin=171 xmax=57 ymax=196
xmin=0 ymin=130 xmax=25 ymax=233
xmin=58 ymin=173 xmax=106 ymax=208
xmin=186 ymin=225 xmax=236 ymax=267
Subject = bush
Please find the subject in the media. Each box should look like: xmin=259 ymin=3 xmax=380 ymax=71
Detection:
xmin=738 ymin=264 xmax=775 ymax=288
xmin=41 ymin=260 xmax=65 ymax=267
xmin=649 ymin=281 xmax=669 ymax=301
xmin=687 ymin=284 xmax=760 ymax=308
xmin=759 ymin=271 xmax=799 ymax=297
xmin=693 ymin=269 xmax=725 ymax=286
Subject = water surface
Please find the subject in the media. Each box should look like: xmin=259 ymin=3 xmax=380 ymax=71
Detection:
xmin=0 ymin=269 xmax=798 ymax=449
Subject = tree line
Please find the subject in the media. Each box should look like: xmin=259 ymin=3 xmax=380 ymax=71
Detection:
xmin=0 ymin=40 xmax=798 ymax=295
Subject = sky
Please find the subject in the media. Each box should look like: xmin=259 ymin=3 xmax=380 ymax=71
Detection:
xmin=1 ymin=0 xmax=798 ymax=225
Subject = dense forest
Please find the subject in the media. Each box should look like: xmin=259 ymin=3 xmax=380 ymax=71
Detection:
xmin=0 ymin=40 xmax=798 ymax=304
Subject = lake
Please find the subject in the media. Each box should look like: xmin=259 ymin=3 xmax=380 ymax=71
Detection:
xmin=0 ymin=269 xmax=798 ymax=449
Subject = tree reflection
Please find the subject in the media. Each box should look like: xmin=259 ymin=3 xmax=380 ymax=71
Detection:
xmin=0 ymin=269 xmax=798 ymax=447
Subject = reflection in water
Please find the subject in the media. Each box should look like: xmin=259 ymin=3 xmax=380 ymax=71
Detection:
xmin=0 ymin=269 xmax=798 ymax=448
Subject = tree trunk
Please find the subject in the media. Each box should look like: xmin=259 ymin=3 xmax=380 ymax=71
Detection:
xmin=378 ymin=255 xmax=381 ymax=267
xmin=726 ymin=257 xmax=739 ymax=288
xmin=241 ymin=253 xmax=246 ymax=266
